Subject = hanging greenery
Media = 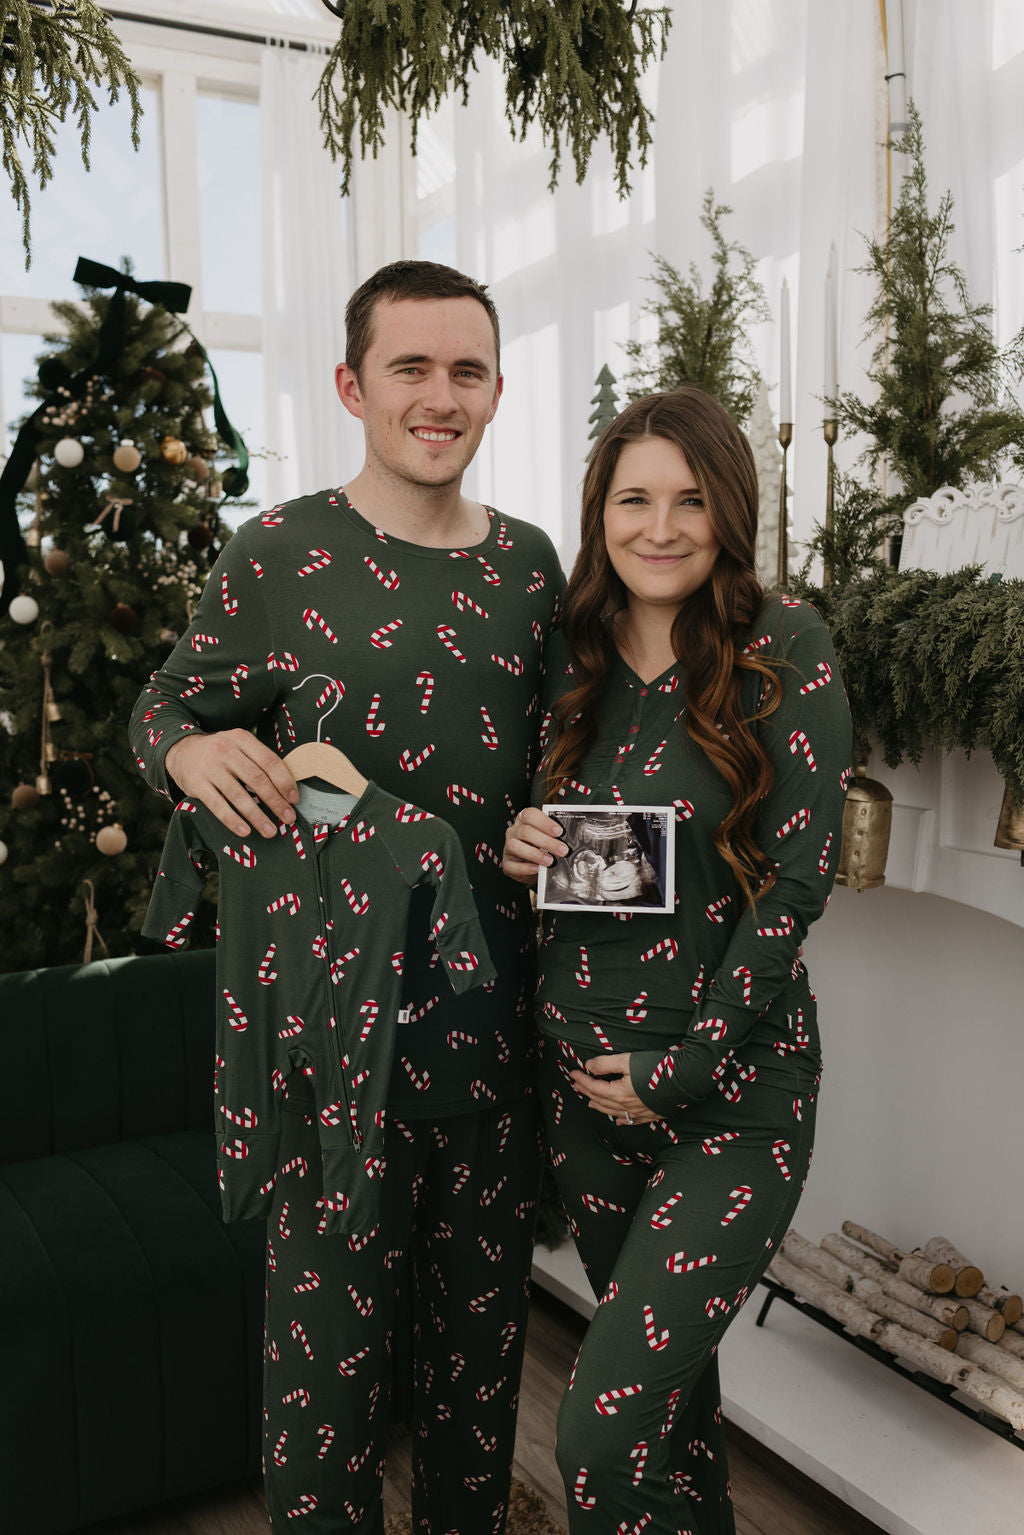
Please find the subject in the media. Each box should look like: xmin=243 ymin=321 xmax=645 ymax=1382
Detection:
xmin=620 ymin=190 xmax=770 ymax=424
xmin=0 ymin=0 xmax=143 ymax=268
xmin=796 ymin=565 xmax=1024 ymax=799
xmin=316 ymin=0 xmax=670 ymax=198
xmin=807 ymin=101 xmax=1024 ymax=578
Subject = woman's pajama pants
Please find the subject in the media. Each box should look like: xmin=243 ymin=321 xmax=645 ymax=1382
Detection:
xmin=539 ymin=1037 xmax=816 ymax=1535
xmin=263 ymin=1091 xmax=541 ymax=1534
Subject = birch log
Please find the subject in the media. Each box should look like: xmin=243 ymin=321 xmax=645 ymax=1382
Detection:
xmin=999 ymin=1331 xmax=1024 ymax=1363
xmin=962 ymin=1297 xmax=1006 ymax=1343
xmin=956 ymin=1333 xmax=1024 ymax=1393
xmin=953 ymin=1363 xmax=1024 ymax=1431
xmin=920 ymin=1237 xmax=984 ymax=1297
xmin=851 ymin=1279 xmax=957 ymax=1350
xmin=781 ymin=1231 xmax=853 ymax=1290
xmin=977 ymin=1285 xmax=1023 ymax=1327
xmin=765 ymin=1254 xmax=883 ymax=1340
xmin=820 ymin=1235 xmax=969 ymax=1329
xmin=841 ymin=1221 xmax=954 ymax=1292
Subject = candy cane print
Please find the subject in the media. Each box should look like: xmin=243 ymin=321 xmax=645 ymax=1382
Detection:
xmin=446 ymin=1030 xmax=478 ymax=1050
xmin=446 ymin=782 xmax=485 ymax=806
xmin=221 ymin=1103 xmax=259 ymax=1130
xmin=339 ymin=876 xmax=369 ymax=915
xmin=400 ymin=1058 xmax=431 ymax=1092
xmin=408 ymin=995 xmax=438 ymax=1022
xmin=302 ymin=607 xmax=338 ymax=644
xmin=347 ymin=1222 xmax=379 ymax=1252
xmin=496 ymin=1109 xmax=512 ymax=1153
xmin=701 ymin=1132 xmax=739 ymax=1156
xmin=478 ymin=1236 xmax=503 ymax=1265
xmin=695 ymin=1017 xmax=728 ymax=1042
xmin=650 ymin=1193 xmax=684 ymax=1230
xmin=469 ymin=1287 xmax=500 ymax=1313
xmin=840 ymin=764 xmax=852 ymax=791
xmin=476 ymin=555 xmax=501 ymax=585
xmin=526 ymin=569 xmax=546 ymax=593
xmin=350 ymin=820 xmax=376 ymax=844
xmin=647 ymin=1053 xmax=674 ymax=1092
xmin=336 ymin=1346 xmax=371 ymax=1378
xmin=314 ymin=678 xmax=344 ymax=712
xmin=272 ymin=1429 xmax=289 ymax=1467
xmin=479 ymin=704 xmax=499 ymax=750
xmin=704 ymin=1295 xmax=731 ymax=1321
xmin=799 ymin=660 xmax=832 ymax=693
xmin=146 ymin=727 xmax=163 ymax=749
xmin=222 ymin=842 xmax=256 ymax=868
xmin=472 ymin=1424 xmax=498 ymax=1453
xmin=491 ymin=651 xmax=524 ymax=676
xmin=788 ymin=728 xmax=817 ymax=772
xmin=776 ymin=806 xmax=810 ymax=839
xmin=281 ymin=1387 xmax=310 ymax=1408
xmin=451 ymin=1163 xmax=471 ymax=1196
xmin=357 ymin=1000 xmax=379 ymax=1042
xmin=278 ymin=1016 xmax=304 ymax=1039
xmin=666 ymin=1251 xmax=718 ymax=1275
xmin=689 ymin=1437 xmax=717 ymax=1461
xmin=267 ymin=650 xmax=300 ymax=672
xmin=496 ymin=519 xmax=514 ymax=549
xmin=640 ymin=937 xmax=678 ymax=963
xmin=294 ymin=1271 xmax=321 ymax=1293
xmin=284 ymin=1492 xmax=320 ymax=1521
xmin=436 ymin=624 xmax=467 ymax=661
xmin=581 ymin=1193 xmax=627 ymax=1214
xmin=399 ymin=744 xmax=436 ymax=772
xmin=347 ymin=1442 xmax=372 ymax=1474
xmin=316 ymin=1424 xmax=335 ymax=1459
xmin=222 ymin=989 xmax=248 ymax=1032
xmin=574 ymin=946 xmax=592 ymax=988
xmin=346 ymin=1284 xmax=374 ymax=1318
xmin=281 ymin=1157 xmax=308 ymax=1180
xmin=222 ymin=1136 xmax=249 ymax=1160
xmin=772 ymin=1139 xmax=792 ymax=1180
xmin=290 ymin=1319 xmax=315 ymax=1362
xmin=756 ymin=914 xmax=793 ymax=937
xmin=721 ymin=1186 xmax=753 ymax=1226
xmin=731 ymin=964 xmax=753 ymax=1005
xmin=618 ymin=1515 xmax=653 ymax=1535
xmin=364 ymin=692 xmax=385 ymax=737
xmin=818 ymin=831 xmax=834 ymax=874
xmin=295 ymin=548 xmax=332 ymax=577
xmin=163 ymin=912 xmax=194 ymax=948
xmin=267 ymin=891 xmax=301 ymax=916
xmin=480 ymin=1174 xmax=508 ymax=1206
xmin=452 ymin=589 xmax=488 ymax=617
xmin=705 ymin=895 xmax=731 ymax=924
xmin=475 ymin=840 xmax=502 ymax=868
xmin=626 ymin=991 xmax=648 ymax=1022
xmin=190 ymin=632 xmax=219 ymax=652
xmin=180 ymin=675 xmax=205 ymax=700
xmin=270 ymin=1068 xmax=286 ymax=1095
xmin=370 ymin=619 xmax=403 ymax=649
xmin=595 ymin=1383 xmax=643 ymax=1416
xmin=591 ymin=1021 xmax=613 ymax=1052
xmin=573 ymin=1467 xmax=596 ymax=1509
xmin=643 ymin=740 xmax=667 ymax=776
xmin=362 ymin=554 xmax=400 ymax=591
xmin=550 ymin=1088 xmax=564 ymax=1125
xmin=475 ymin=1376 xmax=507 ymax=1402
xmin=226 ymin=662 xmax=250 ymax=700
xmin=418 ymin=849 xmax=445 ymax=882
xmin=250 ymin=557 xmax=265 ymax=577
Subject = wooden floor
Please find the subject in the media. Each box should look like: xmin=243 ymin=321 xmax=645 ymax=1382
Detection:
xmin=84 ymin=1287 xmax=885 ymax=1535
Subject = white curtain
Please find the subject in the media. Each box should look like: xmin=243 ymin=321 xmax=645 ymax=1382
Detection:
xmin=259 ymin=45 xmax=364 ymax=504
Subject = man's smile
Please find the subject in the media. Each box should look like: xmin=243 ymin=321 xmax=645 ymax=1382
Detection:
xmin=411 ymin=427 xmax=461 ymax=443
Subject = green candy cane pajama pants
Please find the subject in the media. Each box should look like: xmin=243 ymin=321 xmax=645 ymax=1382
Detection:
xmin=263 ymin=1090 xmax=541 ymax=1534
xmin=539 ymin=1036 xmax=816 ymax=1535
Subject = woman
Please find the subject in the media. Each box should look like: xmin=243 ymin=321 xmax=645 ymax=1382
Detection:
xmin=503 ymin=388 xmax=851 ymax=1534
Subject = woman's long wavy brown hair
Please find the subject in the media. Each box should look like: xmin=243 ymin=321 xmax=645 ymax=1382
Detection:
xmin=545 ymin=387 xmax=782 ymax=907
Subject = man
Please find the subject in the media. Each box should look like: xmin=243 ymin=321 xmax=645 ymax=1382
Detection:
xmin=129 ymin=261 xmax=564 ymax=1534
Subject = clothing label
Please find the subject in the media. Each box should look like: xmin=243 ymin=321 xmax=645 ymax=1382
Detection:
xmin=296 ymin=783 xmax=359 ymax=826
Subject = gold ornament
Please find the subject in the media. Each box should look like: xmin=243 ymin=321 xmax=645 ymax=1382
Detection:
xmin=11 ymin=783 xmax=39 ymax=809
xmin=44 ymin=549 xmax=71 ymax=576
xmin=834 ymin=767 xmax=893 ymax=891
xmin=994 ymin=783 xmax=1024 ymax=868
xmin=96 ymin=823 xmax=127 ymax=856
xmin=160 ymin=435 xmax=188 ymax=465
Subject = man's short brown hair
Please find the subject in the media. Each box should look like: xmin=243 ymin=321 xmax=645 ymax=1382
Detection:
xmin=344 ymin=260 xmax=501 ymax=381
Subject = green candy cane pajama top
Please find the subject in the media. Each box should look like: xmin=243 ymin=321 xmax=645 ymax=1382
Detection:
xmin=532 ymin=595 xmax=852 ymax=1535
xmin=130 ymin=488 xmax=563 ymax=1535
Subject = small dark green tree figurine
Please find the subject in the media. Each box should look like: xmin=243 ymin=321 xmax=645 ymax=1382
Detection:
xmin=587 ymin=364 xmax=620 ymax=452
xmin=621 ymin=190 xmax=770 ymax=424
xmin=0 ymin=270 xmax=241 ymax=971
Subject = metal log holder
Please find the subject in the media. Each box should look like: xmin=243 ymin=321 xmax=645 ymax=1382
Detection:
xmin=755 ymin=1276 xmax=1024 ymax=1453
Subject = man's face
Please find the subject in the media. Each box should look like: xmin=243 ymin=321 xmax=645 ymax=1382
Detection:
xmin=337 ymin=296 xmax=502 ymax=493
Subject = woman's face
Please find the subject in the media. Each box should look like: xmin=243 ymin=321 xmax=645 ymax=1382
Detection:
xmin=602 ymin=436 xmax=721 ymax=615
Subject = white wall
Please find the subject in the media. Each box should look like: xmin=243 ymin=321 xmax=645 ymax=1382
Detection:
xmin=800 ymin=883 xmax=1024 ymax=1286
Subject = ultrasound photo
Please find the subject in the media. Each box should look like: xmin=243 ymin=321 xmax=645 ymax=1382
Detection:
xmin=537 ymin=805 xmax=674 ymax=914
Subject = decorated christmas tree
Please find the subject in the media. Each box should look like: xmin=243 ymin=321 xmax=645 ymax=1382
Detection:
xmin=0 ymin=262 xmax=247 ymax=971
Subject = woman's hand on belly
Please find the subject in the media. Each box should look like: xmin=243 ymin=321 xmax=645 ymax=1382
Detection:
xmin=571 ymin=1053 xmax=660 ymax=1126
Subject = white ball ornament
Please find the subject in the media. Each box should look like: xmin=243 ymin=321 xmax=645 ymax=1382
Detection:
xmin=54 ymin=437 xmax=85 ymax=468
xmin=0 ymin=840 xmax=7 ymax=867
xmin=96 ymin=824 xmax=128 ymax=856
xmin=112 ymin=440 xmax=142 ymax=473
xmin=8 ymin=593 xmax=40 ymax=625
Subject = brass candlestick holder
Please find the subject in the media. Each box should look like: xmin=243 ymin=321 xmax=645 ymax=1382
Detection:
xmin=822 ymin=416 xmax=838 ymax=585
xmin=777 ymin=421 xmax=792 ymax=588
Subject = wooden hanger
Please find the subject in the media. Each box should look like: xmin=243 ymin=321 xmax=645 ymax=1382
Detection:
xmin=281 ymin=742 xmax=368 ymax=796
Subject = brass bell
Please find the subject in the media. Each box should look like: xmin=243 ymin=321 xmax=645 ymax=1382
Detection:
xmin=994 ymin=782 xmax=1024 ymax=868
xmin=834 ymin=766 xmax=893 ymax=891
xmin=45 ymin=699 xmax=62 ymax=722
xmin=35 ymin=772 xmax=52 ymax=796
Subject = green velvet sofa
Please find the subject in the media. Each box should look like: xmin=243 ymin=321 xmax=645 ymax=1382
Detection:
xmin=0 ymin=949 xmax=266 ymax=1534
